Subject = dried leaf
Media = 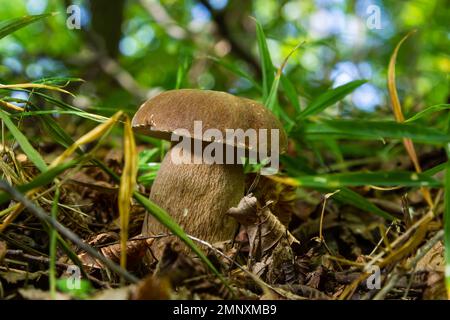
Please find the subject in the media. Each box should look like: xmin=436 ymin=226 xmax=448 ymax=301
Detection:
xmin=0 ymin=269 xmax=47 ymax=284
xmin=78 ymin=237 xmax=153 ymax=269
xmin=416 ymin=241 xmax=445 ymax=273
xmin=19 ymin=288 xmax=71 ymax=300
xmin=227 ymin=195 xmax=299 ymax=261
xmin=132 ymin=275 xmax=172 ymax=300
xmin=154 ymin=244 xmax=205 ymax=286
xmin=92 ymin=286 xmax=134 ymax=300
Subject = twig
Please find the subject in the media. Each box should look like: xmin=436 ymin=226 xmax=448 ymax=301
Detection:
xmin=6 ymin=250 xmax=68 ymax=270
xmin=98 ymin=57 xmax=148 ymax=100
xmin=187 ymin=234 xmax=296 ymax=299
xmin=373 ymin=273 xmax=400 ymax=300
xmin=139 ymin=0 xmax=187 ymax=39
xmin=2 ymin=253 xmax=111 ymax=288
xmin=0 ymin=180 xmax=139 ymax=284
xmin=406 ymin=229 xmax=444 ymax=269
xmin=370 ymin=226 xmax=443 ymax=300
xmin=140 ymin=0 xmax=262 ymax=76
xmin=198 ymin=0 xmax=262 ymax=76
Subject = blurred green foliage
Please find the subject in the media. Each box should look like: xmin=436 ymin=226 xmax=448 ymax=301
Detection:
xmin=0 ymin=0 xmax=449 ymax=291
xmin=0 ymin=0 xmax=447 ymax=118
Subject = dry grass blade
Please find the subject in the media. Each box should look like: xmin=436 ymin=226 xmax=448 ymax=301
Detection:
xmin=0 ymin=83 xmax=74 ymax=97
xmin=118 ymin=116 xmax=138 ymax=269
xmin=338 ymin=209 xmax=435 ymax=299
xmin=387 ymin=30 xmax=433 ymax=208
xmin=51 ymin=111 xmax=123 ymax=167
xmin=0 ymin=112 xmax=123 ymax=232
xmin=0 ymin=100 xmax=24 ymax=111
xmin=0 ymin=181 xmax=139 ymax=283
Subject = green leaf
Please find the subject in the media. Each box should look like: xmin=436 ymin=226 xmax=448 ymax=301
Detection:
xmin=14 ymin=110 xmax=109 ymax=123
xmin=303 ymin=119 xmax=450 ymax=144
xmin=49 ymin=187 xmax=60 ymax=299
xmin=324 ymin=187 xmax=394 ymax=220
xmin=208 ymin=56 xmax=262 ymax=91
xmin=265 ymin=74 xmax=281 ymax=113
xmin=137 ymin=171 xmax=159 ymax=185
xmin=32 ymin=90 xmax=84 ymax=112
xmin=280 ymin=74 xmax=301 ymax=113
xmin=294 ymin=171 xmax=440 ymax=188
xmin=0 ymin=110 xmax=47 ymax=172
xmin=298 ymin=80 xmax=367 ymax=119
xmin=405 ymin=104 xmax=450 ymax=123
xmin=265 ymin=42 xmax=302 ymax=110
xmin=0 ymin=13 xmax=55 ymax=40
xmin=33 ymin=77 xmax=84 ymax=86
xmin=175 ymin=52 xmax=192 ymax=89
xmin=56 ymin=278 xmax=92 ymax=299
xmin=254 ymin=18 xmax=274 ymax=100
xmin=282 ymin=155 xmax=393 ymax=219
xmin=424 ymin=162 xmax=446 ymax=177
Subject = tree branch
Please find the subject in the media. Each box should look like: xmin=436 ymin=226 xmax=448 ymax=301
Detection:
xmin=198 ymin=0 xmax=262 ymax=77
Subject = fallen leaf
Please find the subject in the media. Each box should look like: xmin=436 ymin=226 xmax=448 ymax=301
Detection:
xmin=19 ymin=287 xmax=71 ymax=300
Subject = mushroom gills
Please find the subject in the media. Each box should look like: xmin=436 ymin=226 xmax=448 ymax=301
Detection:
xmin=144 ymin=145 xmax=244 ymax=257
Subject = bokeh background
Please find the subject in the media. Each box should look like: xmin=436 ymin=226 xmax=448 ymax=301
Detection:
xmin=0 ymin=0 xmax=448 ymax=118
xmin=0 ymin=0 xmax=449 ymax=300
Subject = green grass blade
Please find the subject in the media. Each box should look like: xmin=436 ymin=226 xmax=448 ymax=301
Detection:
xmin=14 ymin=110 xmax=109 ymax=123
xmin=265 ymin=41 xmax=302 ymax=112
xmin=324 ymin=187 xmax=394 ymax=220
xmin=0 ymin=110 xmax=47 ymax=172
xmin=37 ymin=114 xmax=75 ymax=148
xmin=254 ymin=18 xmax=274 ymax=100
xmin=298 ymin=80 xmax=367 ymax=119
xmin=175 ymin=53 xmax=192 ymax=89
xmin=405 ymin=104 xmax=450 ymax=123
xmin=424 ymin=163 xmax=446 ymax=177
xmin=282 ymin=155 xmax=393 ymax=219
xmin=0 ymin=13 xmax=55 ymax=40
xmin=133 ymin=192 xmax=231 ymax=291
xmin=33 ymin=77 xmax=84 ymax=86
xmin=49 ymin=187 xmax=60 ymax=300
xmin=265 ymin=75 xmax=281 ymax=113
xmin=208 ymin=56 xmax=262 ymax=91
xmin=280 ymin=74 xmax=301 ymax=113
xmin=0 ymin=159 xmax=80 ymax=205
xmin=24 ymin=90 xmax=85 ymax=113
xmin=94 ymin=157 xmax=230 ymax=288
xmin=293 ymin=171 xmax=440 ymax=188
xmin=303 ymin=119 xmax=450 ymax=144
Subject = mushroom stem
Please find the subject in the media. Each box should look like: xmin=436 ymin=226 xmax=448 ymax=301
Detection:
xmin=144 ymin=144 xmax=245 ymax=257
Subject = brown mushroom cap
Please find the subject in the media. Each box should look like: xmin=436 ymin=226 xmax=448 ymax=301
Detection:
xmin=132 ymin=89 xmax=288 ymax=154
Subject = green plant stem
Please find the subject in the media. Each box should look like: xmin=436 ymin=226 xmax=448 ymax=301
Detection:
xmin=49 ymin=186 xmax=60 ymax=300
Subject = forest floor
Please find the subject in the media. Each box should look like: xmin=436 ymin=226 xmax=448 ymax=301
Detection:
xmin=0 ymin=140 xmax=447 ymax=300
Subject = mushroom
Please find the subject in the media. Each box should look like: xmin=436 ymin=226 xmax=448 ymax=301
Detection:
xmin=132 ymin=89 xmax=287 ymax=257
